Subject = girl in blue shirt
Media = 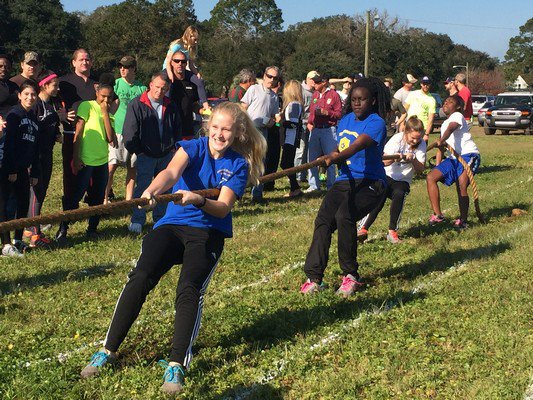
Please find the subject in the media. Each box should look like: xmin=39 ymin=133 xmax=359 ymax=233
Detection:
xmin=81 ymin=102 xmax=266 ymax=395
xmin=301 ymin=77 xmax=390 ymax=297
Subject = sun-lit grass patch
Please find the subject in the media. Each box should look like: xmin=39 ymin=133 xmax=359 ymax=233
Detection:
xmin=1 ymin=128 xmax=532 ymax=399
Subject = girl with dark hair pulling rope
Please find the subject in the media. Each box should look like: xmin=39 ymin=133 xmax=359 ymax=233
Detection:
xmin=426 ymin=94 xmax=480 ymax=229
xmin=80 ymin=102 xmax=266 ymax=396
xmin=300 ymin=77 xmax=390 ymax=297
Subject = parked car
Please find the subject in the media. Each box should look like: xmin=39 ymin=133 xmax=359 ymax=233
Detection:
xmin=477 ymin=100 xmax=494 ymax=127
xmin=431 ymin=93 xmax=446 ymax=130
xmin=484 ymin=92 xmax=533 ymax=135
xmin=472 ymin=95 xmax=495 ymax=117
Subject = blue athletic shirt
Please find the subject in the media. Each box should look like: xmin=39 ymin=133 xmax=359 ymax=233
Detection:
xmin=154 ymin=137 xmax=249 ymax=237
xmin=335 ymin=112 xmax=387 ymax=183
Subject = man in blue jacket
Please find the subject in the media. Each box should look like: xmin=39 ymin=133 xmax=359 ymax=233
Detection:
xmin=123 ymin=72 xmax=181 ymax=233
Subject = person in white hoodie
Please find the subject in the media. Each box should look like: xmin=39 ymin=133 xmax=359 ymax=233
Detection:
xmin=357 ymin=116 xmax=426 ymax=243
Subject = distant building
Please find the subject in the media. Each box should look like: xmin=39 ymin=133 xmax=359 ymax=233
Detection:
xmin=512 ymin=75 xmax=529 ymax=90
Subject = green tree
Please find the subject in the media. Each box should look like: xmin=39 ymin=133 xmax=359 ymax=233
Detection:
xmin=1 ymin=0 xmax=82 ymax=73
xmin=200 ymin=0 xmax=284 ymax=94
xmin=209 ymin=0 xmax=283 ymax=41
xmin=504 ymin=18 xmax=533 ymax=84
xmin=81 ymin=0 xmax=196 ymax=82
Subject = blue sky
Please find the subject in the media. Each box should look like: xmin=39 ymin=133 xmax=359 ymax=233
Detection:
xmin=61 ymin=0 xmax=532 ymax=61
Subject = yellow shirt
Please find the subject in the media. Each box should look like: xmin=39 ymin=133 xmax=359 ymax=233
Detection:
xmin=405 ymin=90 xmax=436 ymax=130
xmin=77 ymin=100 xmax=114 ymax=166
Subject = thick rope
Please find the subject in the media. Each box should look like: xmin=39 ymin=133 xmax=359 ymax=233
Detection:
xmin=427 ymin=142 xmax=484 ymax=223
xmin=0 ymin=154 xmax=402 ymax=233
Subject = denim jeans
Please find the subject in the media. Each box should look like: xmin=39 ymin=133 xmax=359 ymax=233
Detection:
xmin=251 ymin=127 xmax=268 ymax=199
xmin=307 ymin=126 xmax=338 ymax=190
xmin=294 ymin=128 xmax=310 ymax=181
xmin=63 ymin=163 xmax=108 ymax=232
xmin=131 ymin=152 xmax=174 ymax=226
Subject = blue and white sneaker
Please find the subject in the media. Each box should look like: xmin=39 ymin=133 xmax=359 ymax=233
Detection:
xmin=159 ymin=360 xmax=186 ymax=395
xmin=80 ymin=350 xmax=116 ymax=378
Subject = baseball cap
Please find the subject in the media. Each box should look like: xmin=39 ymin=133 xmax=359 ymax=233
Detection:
xmin=353 ymin=72 xmax=364 ymax=80
xmin=444 ymin=77 xmax=454 ymax=84
xmin=119 ymin=55 xmax=136 ymax=68
xmin=406 ymin=73 xmax=417 ymax=84
xmin=306 ymin=70 xmax=319 ymax=80
xmin=23 ymin=51 xmax=40 ymax=64
xmin=421 ymin=76 xmax=431 ymax=84
xmin=311 ymin=73 xmax=328 ymax=83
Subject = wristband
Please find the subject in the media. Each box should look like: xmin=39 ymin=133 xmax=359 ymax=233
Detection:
xmin=194 ymin=196 xmax=207 ymax=208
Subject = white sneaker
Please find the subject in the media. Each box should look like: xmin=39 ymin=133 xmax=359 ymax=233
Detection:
xmin=128 ymin=223 xmax=142 ymax=234
xmin=2 ymin=244 xmax=23 ymax=257
xmin=304 ymin=187 xmax=319 ymax=193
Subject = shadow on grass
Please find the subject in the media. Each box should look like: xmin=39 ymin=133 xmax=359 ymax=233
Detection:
xmin=219 ymin=383 xmax=284 ymax=400
xmin=203 ymin=289 xmax=424 ymax=365
xmin=402 ymin=202 xmax=530 ymax=239
xmin=402 ymin=219 xmax=456 ymax=239
xmin=232 ymin=193 xmax=319 ymax=217
xmin=483 ymin=202 xmax=530 ymax=222
xmin=0 ymin=263 xmax=115 ymax=296
xmin=477 ymin=164 xmax=513 ymax=174
xmin=379 ymin=241 xmax=510 ymax=280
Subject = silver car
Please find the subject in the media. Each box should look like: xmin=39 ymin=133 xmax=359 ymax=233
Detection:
xmin=472 ymin=95 xmax=495 ymax=117
xmin=477 ymin=100 xmax=494 ymax=126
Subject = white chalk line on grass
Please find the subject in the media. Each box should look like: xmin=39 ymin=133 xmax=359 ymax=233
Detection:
xmin=524 ymin=378 xmax=533 ymax=400
xmin=14 ymin=219 xmax=532 ymax=371
xmin=229 ymin=220 xmax=532 ymax=399
xmin=225 ymin=261 xmax=304 ymax=293
xmin=486 ymin=176 xmax=532 ymax=197
xmin=14 ymin=260 xmax=306 ymax=369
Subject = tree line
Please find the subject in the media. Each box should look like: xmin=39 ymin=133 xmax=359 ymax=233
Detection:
xmin=1 ymin=0 xmax=530 ymax=96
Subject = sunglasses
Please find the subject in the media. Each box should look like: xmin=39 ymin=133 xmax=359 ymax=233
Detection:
xmin=119 ymin=65 xmax=131 ymax=69
xmin=172 ymin=59 xmax=187 ymax=64
xmin=265 ymin=73 xmax=279 ymax=81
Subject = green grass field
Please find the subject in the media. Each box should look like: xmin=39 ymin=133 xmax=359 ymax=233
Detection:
xmin=1 ymin=127 xmax=532 ymax=399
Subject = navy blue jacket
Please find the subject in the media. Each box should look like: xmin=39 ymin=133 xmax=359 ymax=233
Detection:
xmin=123 ymin=91 xmax=182 ymax=158
xmin=2 ymin=104 xmax=40 ymax=177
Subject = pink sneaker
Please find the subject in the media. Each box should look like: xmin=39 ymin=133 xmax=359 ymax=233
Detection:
xmin=336 ymin=274 xmax=363 ymax=297
xmin=453 ymin=219 xmax=468 ymax=230
xmin=300 ymin=279 xmax=327 ymax=294
xmin=428 ymin=214 xmax=446 ymax=225
xmin=386 ymin=230 xmax=401 ymax=244
xmin=357 ymin=228 xmax=368 ymax=243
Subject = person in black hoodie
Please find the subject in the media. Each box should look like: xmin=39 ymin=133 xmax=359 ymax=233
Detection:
xmin=123 ymin=71 xmax=181 ymax=233
xmin=1 ymin=81 xmax=40 ymax=256
xmin=24 ymin=70 xmax=63 ymax=248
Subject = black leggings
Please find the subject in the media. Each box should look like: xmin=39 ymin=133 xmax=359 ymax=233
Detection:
xmin=104 ymin=225 xmax=225 ymax=368
xmin=359 ymin=176 xmax=410 ymax=231
xmin=280 ymin=143 xmax=300 ymax=191
xmin=304 ymin=179 xmax=386 ymax=283
xmin=28 ymin=148 xmax=54 ymax=235
xmin=1 ymin=168 xmax=31 ymax=242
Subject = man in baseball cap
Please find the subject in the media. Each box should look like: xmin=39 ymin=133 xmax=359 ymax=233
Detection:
xmin=444 ymin=77 xmax=457 ymax=96
xmin=306 ymin=70 xmax=319 ymax=80
xmin=405 ymin=76 xmax=436 ymax=141
xmin=107 ymin=55 xmax=147 ymax=211
xmin=118 ymin=55 xmax=137 ymax=69
xmin=10 ymin=51 xmax=41 ymax=88
xmin=306 ymin=71 xmax=342 ymax=192
xmin=393 ymin=73 xmax=417 ymax=106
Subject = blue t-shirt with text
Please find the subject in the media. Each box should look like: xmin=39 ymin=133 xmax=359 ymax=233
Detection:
xmin=335 ymin=112 xmax=387 ymax=183
xmin=154 ymin=137 xmax=248 ymax=237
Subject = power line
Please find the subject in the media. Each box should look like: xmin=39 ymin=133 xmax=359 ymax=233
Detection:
xmin=398 ymin=17 xmax=518 ymax=31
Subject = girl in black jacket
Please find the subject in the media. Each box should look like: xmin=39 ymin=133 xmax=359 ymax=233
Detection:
xmin=1 ymin=81 xmax=40 ymax=256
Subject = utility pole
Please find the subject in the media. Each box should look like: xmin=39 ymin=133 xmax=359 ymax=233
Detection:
xmin=364 ymin=10 xmax=370 ymax=77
